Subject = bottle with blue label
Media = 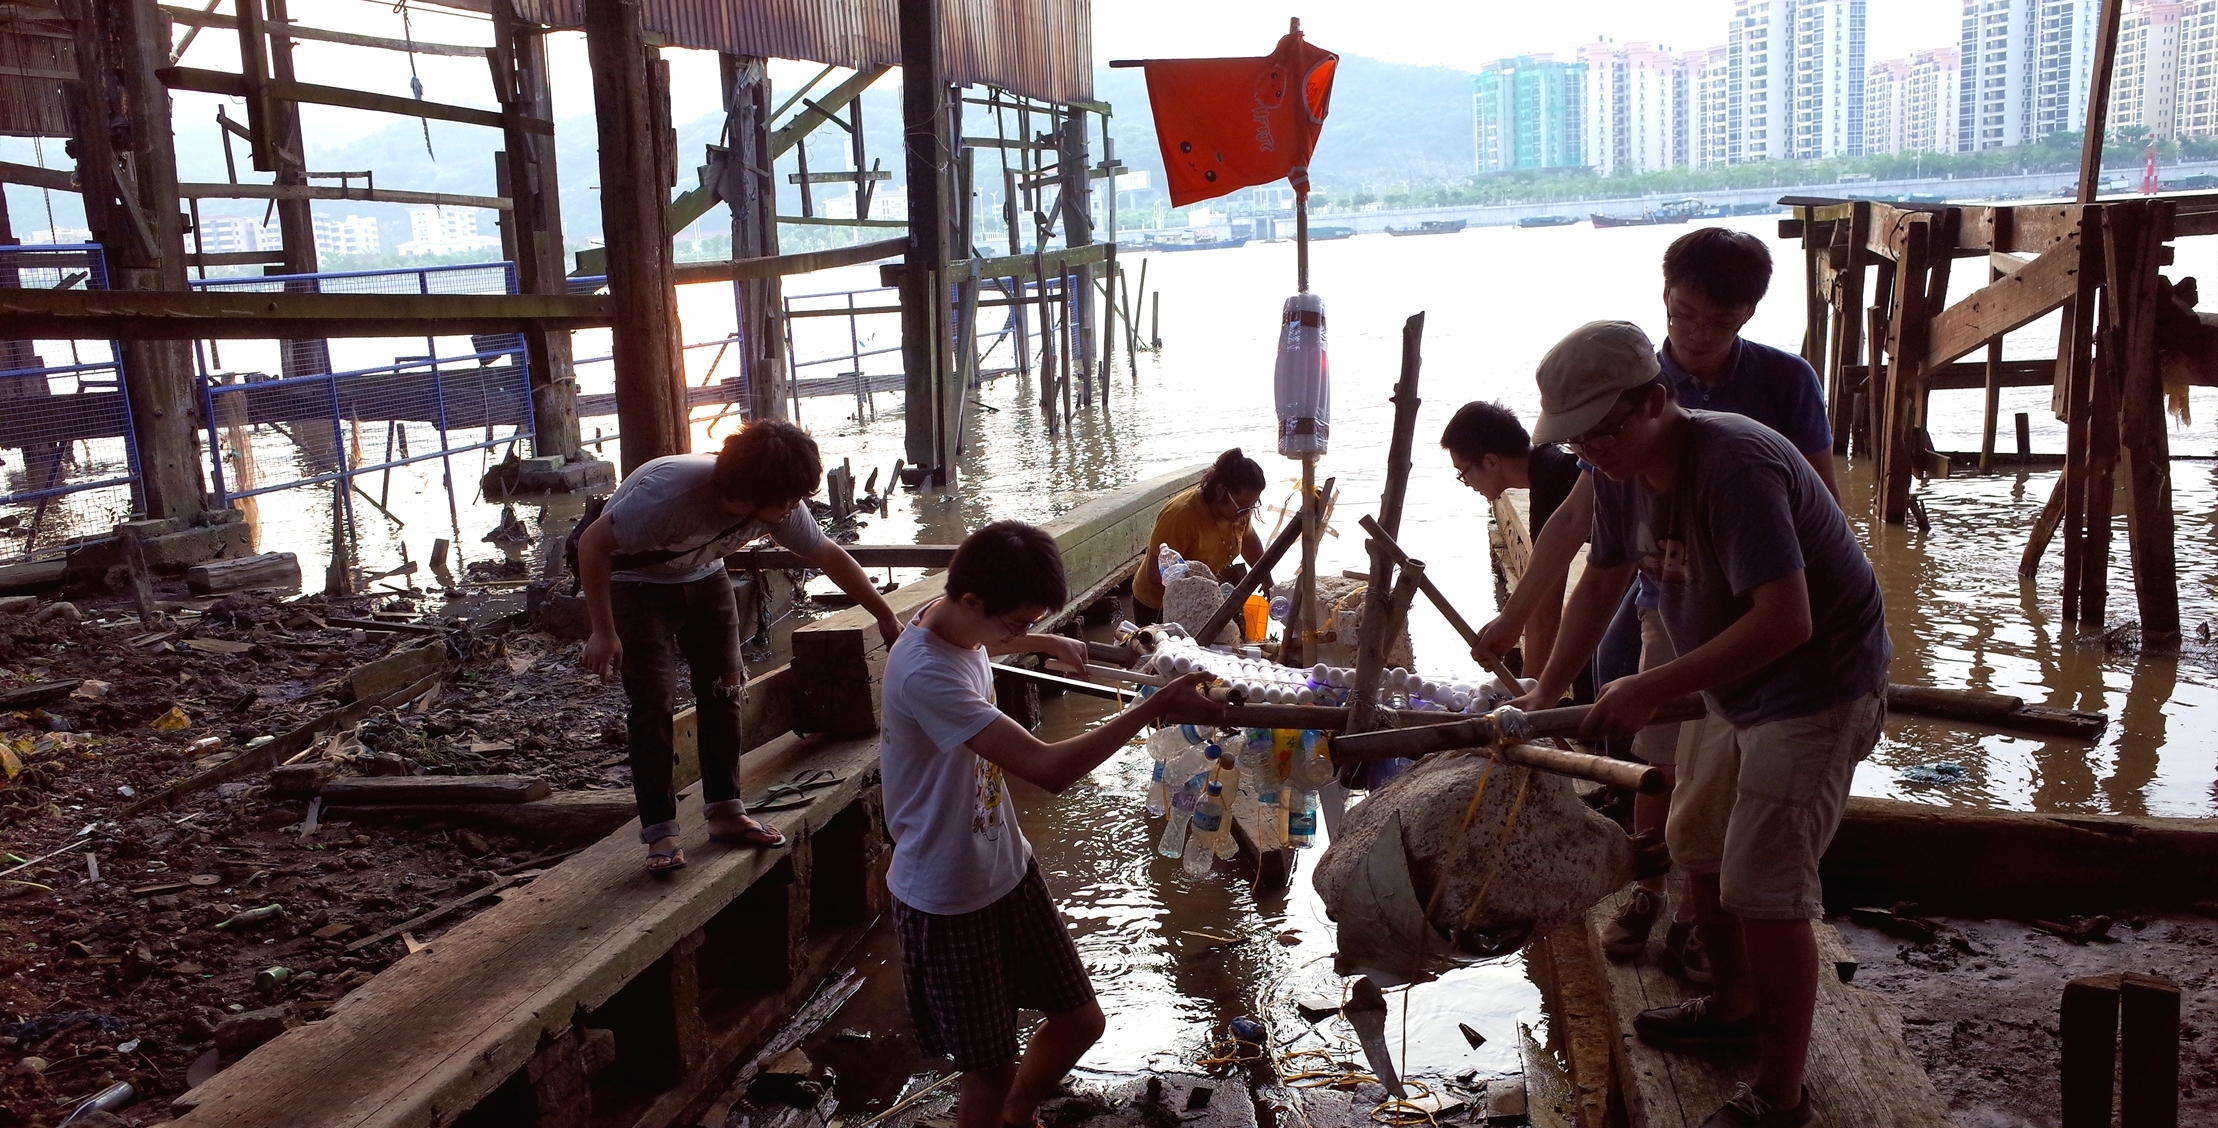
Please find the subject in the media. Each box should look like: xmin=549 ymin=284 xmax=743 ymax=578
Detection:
xmin=1182 ymin=781 xmax=1226 ymax=876
xmin=1156 ymin=745 xmax=1220 ymax=858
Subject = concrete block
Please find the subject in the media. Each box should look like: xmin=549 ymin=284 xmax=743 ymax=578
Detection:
xmin=519 ymin=456 xmax=563 ymax=475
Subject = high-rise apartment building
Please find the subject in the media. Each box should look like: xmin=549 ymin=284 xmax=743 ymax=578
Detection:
xmin=1687 ymin=46 xmax=1733 ymax=166
xmin=1958 ymin=0 xmax=2107 ymax=150
xmin=1793 ymin=0 xmax=1867 ymax=157
xmin=1472 ymin=55 xmax=1588 ymax=173
xmin=2113 ymin=1 xmax=2185 ymax=139
xmin=1730 ymin=0 xmax=1795 ymax=162
xmin=2034 ymin=0 xmax=2099 ymax=137
xmin=1867 ymin=58 xmax=1912 ymax=153
xmin=2178 ymin=0 xmax=2218 ymax=134
xmin=1580 ymin=41 xmax=1688 ymax=174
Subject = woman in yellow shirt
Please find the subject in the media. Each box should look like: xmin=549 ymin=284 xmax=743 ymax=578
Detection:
xmin=1132 ymin=448 xmax=1268 ymax=625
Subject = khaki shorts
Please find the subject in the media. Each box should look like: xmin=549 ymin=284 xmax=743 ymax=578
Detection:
xmin=1630 ymin=605 xmax=1680 ymax=766
xmin=1665 ymin=692 xmax=1884 ymax=920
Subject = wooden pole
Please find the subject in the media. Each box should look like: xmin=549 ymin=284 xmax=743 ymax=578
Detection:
xmin=1329 ymin=695 xmax=1710 ymax=762
xmin=1980 ymin=263 xmax=2004 ymax=473
xmin=1800 ymin=207 xmax=1826 ymax=371
xmin=719 ymin=53 xmax=788 ymax=423
xmin=898 ymin=0 xmax=950 ymax=480
xmin=2078 ymin=0 xmax=2129 ymax=206
xmin=1058 ymin=108 xmax=1095 ymax=408
xmin=1826 ymin=204 xmax=1868 ymax=458
xmin=2118 ymin=973 xmax=2181 ymax=1127
xmin=2059 ymin=974 xmax=2120 ymax=1128
xmin=1296 ymin=190 xmax=1310 ymax=293
xmin=70 ymin=0 xmax=205 ymax=518
xmin=493 ymin=3 xmax=581 ymax=457
xmin=2109 ymin=199 xmax=2181 ymax=641
xmin=1293 ymin=456 xmax=1318 ymax=666
xmin=1875 ymin=216 xmax=1930 ymax=524
xmin=585 ymin=0 xmax=684 ymax=475
xmin=1358 ymin=515 xmax=1520 ymax=686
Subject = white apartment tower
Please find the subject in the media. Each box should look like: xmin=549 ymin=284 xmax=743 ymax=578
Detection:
xmin=1905 ymin=48 xmax=1964 ymax=152
xmin=1730 ymin=0 xmax=1796 ymax=162
xmin=2183 ymin=1 xmax=2218 ymax=135
xmin=2034 ymin=0 xmax=2099 ymax=137
xmin=1687 ymin=46 xmax=1733 ymax=166
xmin=1582 ymin=42 xmax=1688 ymax=174
xmin=1867 ymin=59 xmax=1911 ymax=153
xmin=1961 ymin=0 xmax=2034 ymax=149
xmin=1793 ymin=0 xmax=1868 ymax=158
xmin=2113 ymin=1 xmax=2186 ymax=139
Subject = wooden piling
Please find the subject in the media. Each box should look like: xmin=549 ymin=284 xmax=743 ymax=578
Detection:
xmin=68 ymin=0 xmax=206 ymax=518
xmin=2111 ymin=201 xmax=2182 ymax=641
xmin=493 ymin=3 xmax=582 ymax=457
xmin=719 ymin=53 xmax=790 ymax=423
xmin=898 ymin=0 xmax=951 ymax=479
xmin=2061 ymin=974 xmax=2121 ymax=1128
xmin=585 ymin=0 xmax=685 ymax=474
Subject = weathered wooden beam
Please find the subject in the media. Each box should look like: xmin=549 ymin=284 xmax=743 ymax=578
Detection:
xmin=1924 ymin=228 xmax=2085 ymax=370
xmin=670 ymin=237 xmax=905 ymax=286
xmin=0 ymin=159 xmax=74 ymax=191
xmin=177 ymin=181 xmax=511 ymax=210
xmin=0 ymin=288 xmax=614 ymax=339
xmin=768 ymin=65 xmax=889 ymax=158
xmin=320 ymin=775 xmax=552 ymax=805
xmin=159 ymin=5 xmax=490 ymax=56
xmin=156 ymin=66 xmax=551 ymax=134
xmin=490 ymin=3 xmax=579 ymax=461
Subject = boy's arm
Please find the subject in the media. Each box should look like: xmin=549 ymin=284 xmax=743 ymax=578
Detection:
xmin=966 ymin=672 xmax=1218 ymax=792
xmin=807 ymin=539 xmax=903 ymax=647
xmin=1803 ymin=447 xmax=1841 ymax=504
xmin=1475 ymin=474 xmax=1593 ymax=664
xmin=987 ymin=631 xmax=1087 ymax=673
xmin=579 ymin=515 xmax=623 ymax=682
xmin=1580 ymin=569 xmax=1812 ymax=738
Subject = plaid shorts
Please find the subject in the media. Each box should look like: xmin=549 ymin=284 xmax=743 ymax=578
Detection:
xmin=893 ymin=860 xmax=1096 ymax=1071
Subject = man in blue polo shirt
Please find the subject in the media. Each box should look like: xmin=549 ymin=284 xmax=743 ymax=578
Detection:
xmin=1476 ymin=228 xmax=1844 ymax=980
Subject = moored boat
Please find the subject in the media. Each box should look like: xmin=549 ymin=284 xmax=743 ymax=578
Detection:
xmin=1518 ymin=214 xmax=1579 ymax=228
xmin=1384 ymin=218 xmax=1467 ymax=237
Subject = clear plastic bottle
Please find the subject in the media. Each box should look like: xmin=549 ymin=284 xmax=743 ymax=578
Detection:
xmin=1156 ymin=745 xmax=1219 ymax=858
xmin=1145 ymin=759 xmax=1170 ymax=818
xmin=1285 ymin=730 xmax=1329 ymax=849
xmin=1249 ymin=729 xmax=1289 ymax=850
xmin=1286 ymin=788 xmax=1318 ymax=849
xmin=1183 ymin=781 xmax=1226 ymax=876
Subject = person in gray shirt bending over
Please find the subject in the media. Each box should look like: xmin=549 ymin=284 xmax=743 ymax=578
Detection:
xmin=1512 ymin=322 xmax=1890 ymax=1128
xmin=578 ymin=420 xmax=901 ymax=875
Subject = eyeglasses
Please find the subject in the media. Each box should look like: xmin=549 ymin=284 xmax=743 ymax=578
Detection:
xmin=1566 ymin=386 xmax=1656 ymax=452
xmin=1231 ymin=501 xmax=1261 ymax=517
xmin=1667 ymin=309 xmax=1748 ymax=338
xmin=1454 ymin=462 xmax=1482 ymax=488
xmin=996 ymin=611 xmax=1044 ymax=640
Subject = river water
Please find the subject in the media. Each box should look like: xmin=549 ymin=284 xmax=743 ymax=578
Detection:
xmin=204 ymin=216 xmax=2218 ymax=1098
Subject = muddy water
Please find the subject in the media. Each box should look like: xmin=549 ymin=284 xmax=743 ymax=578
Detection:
xmin=181 ymin=216 xmax=2218 ymax=1101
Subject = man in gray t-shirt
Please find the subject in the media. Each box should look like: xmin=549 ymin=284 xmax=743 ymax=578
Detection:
xmin=577 ymin=421 xmax=900 ymax=875
xmin=1515 ymin=321 xmax=1889 ymax=1128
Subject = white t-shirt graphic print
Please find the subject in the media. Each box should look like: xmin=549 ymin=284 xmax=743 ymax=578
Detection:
xmin=880 ymin=614 xmax=1031 ymax=915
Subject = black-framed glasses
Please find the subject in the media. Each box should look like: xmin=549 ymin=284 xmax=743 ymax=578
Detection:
xmin=1566 ymin=383 xmax=1660 ymax=452
xmin=997 ymin=611 xmax=1044 ymax=639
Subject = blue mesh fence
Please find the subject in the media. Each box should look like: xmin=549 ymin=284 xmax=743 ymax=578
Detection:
xmin=191 ymin=262 xmax=534 ymax=511
xmin=0 ymin=244 xmax=140 ymax=559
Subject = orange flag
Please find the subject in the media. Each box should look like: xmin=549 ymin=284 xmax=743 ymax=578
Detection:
xmin=1133 ymin=20 xmax=1338 ymax=208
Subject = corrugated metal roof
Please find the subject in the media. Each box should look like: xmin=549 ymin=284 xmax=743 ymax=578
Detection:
xmin=0 ymin=7 xmax=77 ymax=139
xmin=514 ymin=0 xmax=1092 ymax=105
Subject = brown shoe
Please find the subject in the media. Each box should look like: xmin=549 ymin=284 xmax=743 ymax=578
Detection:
xmin=1602 ymin=888 xmax=1661 ymax=961
xmin=1660 ymin=919 xmax=1713 ymax=985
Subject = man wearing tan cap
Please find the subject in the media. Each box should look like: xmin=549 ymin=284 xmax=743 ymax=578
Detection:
xmin=1511 ymin=320 xmax=1890 ymax=1128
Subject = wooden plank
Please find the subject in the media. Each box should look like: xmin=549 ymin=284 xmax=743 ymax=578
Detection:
xmin=186 ymin=551 xmax=301 ymax=594
xmin=1533 ymin=925 xmax=1615 ymax=1128
xmin=0 ymin=159 xmax=75 ymax=191
xmin=156 ymin=66 xmax=550 ymax=134
xmin=347 ymin=644 xmax=446 ymax=703
xmin=169 ymin=732 xmax=884 ymax=1128
xmin=158 ymin=5 xmax=489 ymax=57
xmin=768 ymin=65 xmax=890 ymax=158
xmin=178 ymin=181 xmax=510 ymax=210
xmin=319 ymin=775 xmax=552 ymax=805
xmin=1847 ymin=360 xmax=2055 ymax=392
xmin=669 ymin=237 xmax=906 ymax=285
xmin=0 ymin=288 xmax=612 ymax=340
xmin=1924 ymin=228 xmax=2084 ymax=370
xmin=1590 ymin=888 xmax=1952 ymax=1128
xmin=1825 ymin=796 xmax=2218 ymax=915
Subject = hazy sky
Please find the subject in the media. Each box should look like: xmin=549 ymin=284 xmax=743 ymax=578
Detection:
xmin=153 ymin=1 xmax=1966 ymax=151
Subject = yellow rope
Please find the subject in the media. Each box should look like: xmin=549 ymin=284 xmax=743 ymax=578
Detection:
xmin=1458 ymin=765 xmax=1534 ymax=933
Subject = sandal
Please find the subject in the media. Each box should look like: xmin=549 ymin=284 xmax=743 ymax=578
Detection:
xmin=708 ymin=819 xmax=788 ymax=849
xmin=645 ymin=848 xmax=688 ymax=876
xmin=750 ymin=770 xmax=846 ymax=813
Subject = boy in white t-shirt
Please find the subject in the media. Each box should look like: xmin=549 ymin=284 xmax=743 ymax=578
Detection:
xmin=882 ymin=521 xmax=1214 ymax=1128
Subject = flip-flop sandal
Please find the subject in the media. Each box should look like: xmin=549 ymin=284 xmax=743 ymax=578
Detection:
xmin=751 ymin=784 xmax=814 ymax=813
xmin=645 ymin=848 xmax=688 ymax=876
xmin=783 ymin=769 xmax=845 ymax=791
xmin=708 ymin=821 xmax=788 ymax=849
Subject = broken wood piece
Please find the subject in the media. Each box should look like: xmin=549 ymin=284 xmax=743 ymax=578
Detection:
xmin=184 ymin=638 xmax=256 ymax=655
xmin=343 ymin=870 xmax=540 ymax=952
xmin=186 ymin=552 xmax=302 ymax=595
xmin=346 ymin=645 xmax=445 ymax=704
xmin=0 ymin=680 xmax=82 ymax=709
xmin=324 ymin=616 xmax=443 ymax=636
xmin=1883 ymin=683 xmax=2106 ymax=741
xmin=319 ymin=775 xmax=551 ymax=805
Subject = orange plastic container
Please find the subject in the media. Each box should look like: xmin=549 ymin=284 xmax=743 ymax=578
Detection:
xmin=1243 ymin=593 xmax=1270 ymax=641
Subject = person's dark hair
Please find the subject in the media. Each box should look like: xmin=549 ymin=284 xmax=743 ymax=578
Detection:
xmin=1440 ymin=401 xmax=1533 ymax=461
xmin=1198 ymin=448 xmax=1267 ymax=506
xmin=1662 ymin=227 xmax=1773 ymax=310
xmin=948 ymin=520 xmax=1067 ymax=615
xmin=712 ymin=419 xmax=823 ymax=506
